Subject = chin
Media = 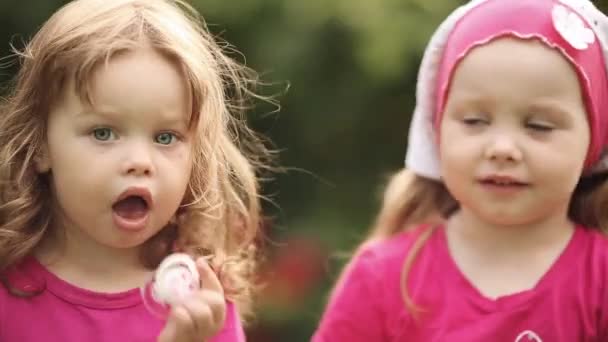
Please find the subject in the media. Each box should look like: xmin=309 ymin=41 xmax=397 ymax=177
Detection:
xmin=484 ymin=215 xmax=539 ymax=227
xmin=104 ymin=236 xmax=149 ymax=249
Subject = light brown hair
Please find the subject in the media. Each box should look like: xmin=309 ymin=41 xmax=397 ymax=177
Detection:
xmin=0 ymin=0 xmax=273 ymax=318
xmin=365 ymin=168 xmax=608 ymax=311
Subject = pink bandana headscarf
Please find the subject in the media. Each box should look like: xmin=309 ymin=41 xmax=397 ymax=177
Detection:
xmin=433 ymin=0 xmax=608 ymax=170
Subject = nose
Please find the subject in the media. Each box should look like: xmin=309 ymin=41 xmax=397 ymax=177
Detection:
xmin=484 ymin=133 xmax=523 ymax=163
xmin=121 ymin=140 xmax=155 ymax=177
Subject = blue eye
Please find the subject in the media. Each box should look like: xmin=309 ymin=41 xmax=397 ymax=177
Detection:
xmin=92 ymin=128 xmax=115 ymax=141
xmin=156 ymin=132 xmax=176 ymax=145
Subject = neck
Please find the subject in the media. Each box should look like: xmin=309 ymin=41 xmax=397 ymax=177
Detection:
xmin=448 ymin=208 xmax=575 ymax=254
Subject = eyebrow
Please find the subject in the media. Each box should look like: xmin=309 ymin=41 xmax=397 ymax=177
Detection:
xmin=445 ymin=93 xmax=493 ymax=115
xmin=75 ymin=109 xmax=109 ymax=117
xmin=74 ymin=109 xmax=190 ymax=128
xmin=527 ymin=101 xmax=574 ymax=120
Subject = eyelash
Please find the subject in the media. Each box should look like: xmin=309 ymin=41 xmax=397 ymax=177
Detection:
xmin=460 ymin=118 xmax=554 ymax=132
xmin=462 ymin=118 xmax=487 ymax=126
xmin=526 ymin=122 xmax=554 ymax=132
xmin=155 ymin=132 xmax=181 ymax=145
xmin=90 ymin=128 xmax=183 ymax=144
xmin=91 ymin=127 xmax=115 ymax=141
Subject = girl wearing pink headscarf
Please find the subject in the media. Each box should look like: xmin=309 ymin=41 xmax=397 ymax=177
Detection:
xmin=314 ymin=1 xmax=608 ymax=341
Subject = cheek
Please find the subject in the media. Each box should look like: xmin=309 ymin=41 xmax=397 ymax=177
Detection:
xmin=439 ymin=128 xmax=477 ymax=169
xmin=547 ymin=129 xmax=589 ymax=171
xmin=439 ymin=147 xmax=474 ymax=204
xmin=440 ymin=167 xmax=468 ymax=207
xmin=46 ymin=120 xmax=88 ymax=164
xmin=166 ymin=147 xmax=193 ymax=188
xmin=538 ymin=152 xmax=584 ymax=188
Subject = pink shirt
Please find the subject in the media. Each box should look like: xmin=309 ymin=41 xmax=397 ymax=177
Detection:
xmin=313 ymin=225 xmax=608 ymax=341
xmin=0 ymin=257 xmax=245 ymax=341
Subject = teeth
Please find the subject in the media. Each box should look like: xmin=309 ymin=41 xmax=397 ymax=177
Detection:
xmin=490 ymin=180 xmax=519 ymax=185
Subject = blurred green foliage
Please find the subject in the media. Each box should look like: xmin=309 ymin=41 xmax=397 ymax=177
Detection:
xmin=1 ymin=0 xmax=607 ymax=341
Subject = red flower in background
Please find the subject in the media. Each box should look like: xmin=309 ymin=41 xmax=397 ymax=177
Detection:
xmin=259 ymin=236 xmax=327 ymax=308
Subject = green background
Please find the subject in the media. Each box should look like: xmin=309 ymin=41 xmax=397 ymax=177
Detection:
xmin=2 ymin=1 xmax=607 ymax=340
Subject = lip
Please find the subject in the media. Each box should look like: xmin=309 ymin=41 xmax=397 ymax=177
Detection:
xmin=114 ymin=186 xmax=154 ymax=208
xmin=112 ymin=212 xmax=149 ymax=232
xmin=112 ymin=186 xmax=153 ymax=232
xmin=477 ymin=174 xmax=529 ymax=196
xmin=478 ymin=174 xmax=529 ymax=186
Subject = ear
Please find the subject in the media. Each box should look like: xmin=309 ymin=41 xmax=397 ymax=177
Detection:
xmin=34 ymin=144 xmax=50 ymax=173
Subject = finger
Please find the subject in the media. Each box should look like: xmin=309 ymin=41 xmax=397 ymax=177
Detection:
xmin=158 ymin=306 xmax=196 ymax=342
xmin=181 ymin=290 xmax=226 ymax=337
xmin=196 ymin=257 xmax=223 ymax=294
xmin=181 ymin=296 xmax=214 ymax=338
xmin=157 ymin=317 xmax=176 ymax=342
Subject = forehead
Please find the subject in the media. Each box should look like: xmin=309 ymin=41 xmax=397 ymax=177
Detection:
xmin=449 ymin=38 xmax=583 ymax=99
xmin=58 ymin=47 xmax=192 ymax=127
xmin=89 ymin=47 xmax=188 ymax=107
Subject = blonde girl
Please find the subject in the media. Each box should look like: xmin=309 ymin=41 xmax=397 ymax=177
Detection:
xmin=0 ymin=0 xmax=270 ymax=341
xmin=314 ymin=0 xmax=608 ymax=341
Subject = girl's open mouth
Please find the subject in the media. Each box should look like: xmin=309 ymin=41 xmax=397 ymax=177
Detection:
xmin=112 ymin=188 xmax=153 ymax=231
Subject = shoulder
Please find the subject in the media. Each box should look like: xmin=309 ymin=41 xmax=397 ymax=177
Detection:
xmin=355 ymin=224 xmax=436 ymax=276
xmin=312 ymin=226 xmax=435 ymax=342
xmin=580 ymin=225 xmax=608 ymax=245
xmin=565 ymin=226 xmax=608 ymax=308
xmin=575 ymin=226 xmax=608 ymax=275
xmin=1 ymin=257 xmax=46 ymax=295
xmin=0 ymin=257 xmax=44 ymax=340
xmin=574 ymin=226 xmax=608 ymax=337
xmin=576 ymin=225 xmax=608 ymax=262
xmin=329 ymin=224 xmax=438 ymax=306
xmin=359 ymin=225 xmax=431 ymax=262
xmin=0 ymin=282 xmax=7 ymax=341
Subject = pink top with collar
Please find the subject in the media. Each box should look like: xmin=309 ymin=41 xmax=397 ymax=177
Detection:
xmin=314 ymin=225 xmax=608 ymax=341
xmin=0 ymin=257 xmax=245 ymax=342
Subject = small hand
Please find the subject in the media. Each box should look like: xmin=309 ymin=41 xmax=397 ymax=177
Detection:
xmin=157 ymin=258 xmax=226 ymax=342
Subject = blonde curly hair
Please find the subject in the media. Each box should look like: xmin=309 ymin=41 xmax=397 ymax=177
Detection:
xmin=0 ymin=0 xmax=272 ymax=319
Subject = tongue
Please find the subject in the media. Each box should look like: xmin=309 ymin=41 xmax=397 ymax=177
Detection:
xmin=113 ymin=197 xmax=148 ymax=220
